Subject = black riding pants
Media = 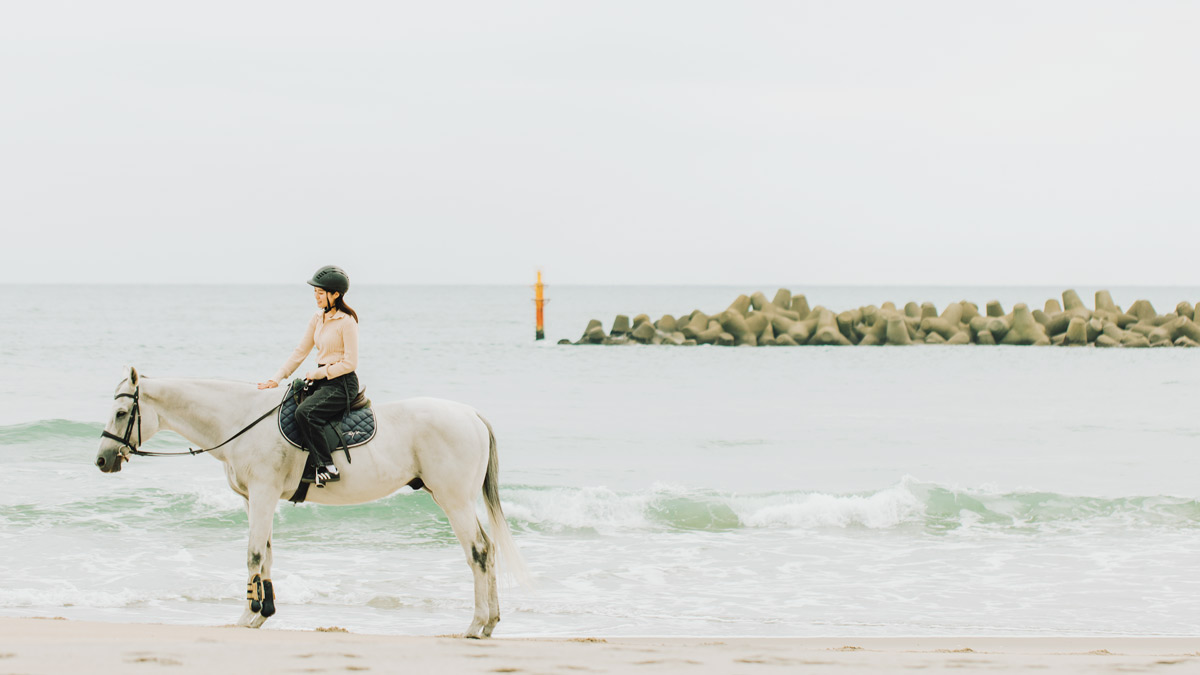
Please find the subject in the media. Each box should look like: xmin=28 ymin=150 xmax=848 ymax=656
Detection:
xmin=294 ymin=370 xmax=359 ymax=465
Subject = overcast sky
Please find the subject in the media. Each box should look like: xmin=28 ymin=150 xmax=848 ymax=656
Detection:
xmin=2 ymin=2 xmax=1197 ymax=285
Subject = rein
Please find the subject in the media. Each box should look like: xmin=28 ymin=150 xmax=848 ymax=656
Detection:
xmin=101 ymin=386 xmax=280 ymax=458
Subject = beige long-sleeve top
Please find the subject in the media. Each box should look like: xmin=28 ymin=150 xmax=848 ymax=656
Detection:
xmin=272 ymin=310 xmax=359 ymax=383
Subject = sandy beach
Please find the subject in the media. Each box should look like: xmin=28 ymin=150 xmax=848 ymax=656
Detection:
xmin=1 ymin=618 xmax=1196 ymax=674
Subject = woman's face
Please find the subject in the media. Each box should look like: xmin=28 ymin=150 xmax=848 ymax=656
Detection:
xmin=313 ymin=287 xmax=340 ymax=309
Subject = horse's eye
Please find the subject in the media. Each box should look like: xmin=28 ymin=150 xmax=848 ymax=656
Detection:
xmin=116 ymin=411 xmax=128 ymax=419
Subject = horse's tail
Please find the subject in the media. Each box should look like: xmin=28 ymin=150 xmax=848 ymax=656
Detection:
xmin=478 ymin=413 xmax=533 ymax=587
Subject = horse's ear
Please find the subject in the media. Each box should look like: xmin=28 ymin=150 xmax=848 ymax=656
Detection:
xmin=130 ymin=367 xmax=139 ymax=386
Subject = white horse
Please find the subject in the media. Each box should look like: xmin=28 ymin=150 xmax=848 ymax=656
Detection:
xmin=94 ymin=367 xmax=526 ymax=638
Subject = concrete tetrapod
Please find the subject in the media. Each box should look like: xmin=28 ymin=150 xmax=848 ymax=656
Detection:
xmin=1149 ymin=317 xmax=1187 ymax=345
xmin=960 ymin=301 xmax=980 ymax=323
xmin=1062 ymin=289 xmax=1087 ymax=312
xmin=744 ymin=312 xmax=769 ymax=340
xmin=940 ymin=302 xmax=964 ymax=325
xmin=587 ymin=325 xmax=607 ymax=344
xmin=790 ymin=295 xmax=811 ymax=319
xmin=696 ymin=321 xmax=725 ymax=345
xmin=809 ymin=309 xmax=853 ymax=346
xmin=1122 ymin=333 xmax=1151 ymax=348
xmin=946 ymin=331 xmax=971 ymax=345
xmin=611 ymin=315 xmax=631 ymax=336
xmin=786 ymin=318 xmax=815 ymax=344
xmin=759 ymin=300 xmax=800 ymax=320
xmin=1128 ymin=300 xmax=1157 ymax=322
xmin=857 ymin=314 xmax=888 ymax=346
xmin=631 ymin=321 xmax=657 ymax=343
xmin=860 ymin=305 xmax=880 ymax=331
xmin=770 ymin=313 xmax=796 ymax=337
xmin=920 ymin=317 xmax=960 ymax=341
xmin=1102 ymin=322 xmax=1129 ymax=343
xmin=885 ymin=315 xmax=914 ymax=346
xmin=718 ymin=311 xmax=758 ymax=346
xmin=1044 ymin=290 xmax=1093 ymax=336
xmin=680 ymin=312 xmax=709 ymax=339
xmin=655 ymin=315 xmax=677 ymax=333
xmin=970 ymin=315 xmax=1010 ymax=344
xmin=772 ymin=289 xmax=792 ymax=310
xmin=577 ymin=319 xmax=606 ymax=344
xmin=1177 ymin=318 xmax=1200 ymax=343
xmin=1000 ymin=304 xmax=1050 ymax=346
xmin=1063 ymin=317 xmax=1089 ymax=346
xmin=760 ymin=322 xmax=778 ymax=346
xmin=836 ymin=310 xmax=862 ymax=344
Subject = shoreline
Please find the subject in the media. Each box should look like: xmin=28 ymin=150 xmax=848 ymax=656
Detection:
xmin=2 ymin=618 xmax=1198 ymax=674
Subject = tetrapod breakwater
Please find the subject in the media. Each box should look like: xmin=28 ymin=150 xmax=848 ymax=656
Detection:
xmin=558 ymin=289 xmax=1200 ymax=347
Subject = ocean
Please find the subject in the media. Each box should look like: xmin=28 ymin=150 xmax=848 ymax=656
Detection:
xmin=3 ymin=284 xmax=1200 ymax=637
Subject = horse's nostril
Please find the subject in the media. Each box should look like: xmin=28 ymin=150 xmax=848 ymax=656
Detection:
xmin=96 ymin=456 xmax=105 ymax=467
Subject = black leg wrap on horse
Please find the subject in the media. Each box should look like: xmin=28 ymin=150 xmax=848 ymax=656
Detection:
xmin=260 ymin=579 xmax=276 ymax=618
xmin=247 ymin=574 xmax=263 ymax=613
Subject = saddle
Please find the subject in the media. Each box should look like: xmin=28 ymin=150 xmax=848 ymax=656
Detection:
xmin=281 ymin=379 xmax=377 ymax=504
xmin=278 ymin=379 xmax=377 ymax=459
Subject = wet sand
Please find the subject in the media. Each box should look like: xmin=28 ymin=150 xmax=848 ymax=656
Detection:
xmin=1 ymin=617 xmax=1197 ymax=674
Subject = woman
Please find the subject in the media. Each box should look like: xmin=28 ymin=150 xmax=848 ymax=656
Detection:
xmin=257 ymin=265 xmax=360 ymax=487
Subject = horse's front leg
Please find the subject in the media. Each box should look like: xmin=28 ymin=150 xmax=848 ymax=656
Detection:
xmin=237 ymin=486 xmax=278 ymax=628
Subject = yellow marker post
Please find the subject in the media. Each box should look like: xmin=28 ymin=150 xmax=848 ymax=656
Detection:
xmin=533 ymin=270 xmax=548 ymax=340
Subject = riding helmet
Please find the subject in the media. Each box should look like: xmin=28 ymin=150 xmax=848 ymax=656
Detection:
xmin=307 ymin=265 xmax=350 ymax=295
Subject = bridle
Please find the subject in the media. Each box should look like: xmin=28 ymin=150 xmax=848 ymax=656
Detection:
xmin=99 ymin=385 xmax=281 ymax=459
xmin=100 ymin=387 xmax=142 ymax=459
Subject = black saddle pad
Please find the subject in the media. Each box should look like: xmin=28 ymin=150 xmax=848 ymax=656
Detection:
xmin=278 ymin=381 xmax=377 ymax=450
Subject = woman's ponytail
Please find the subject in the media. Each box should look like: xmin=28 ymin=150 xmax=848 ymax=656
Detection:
xmin=335 ymin=296 xmax=359 ymax=323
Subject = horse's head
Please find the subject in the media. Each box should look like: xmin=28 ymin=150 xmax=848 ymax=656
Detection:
xmin=96 ymin=367 xmax=160 ymax=473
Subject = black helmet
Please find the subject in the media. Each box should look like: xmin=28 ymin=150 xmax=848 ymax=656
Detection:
xmin=307 ymin=265 xmax=349 ymax=295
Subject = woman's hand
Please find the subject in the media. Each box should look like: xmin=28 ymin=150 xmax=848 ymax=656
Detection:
xmin=304 ymin=369 xmax=324 ymax=381
xmin=257 ymin=380 xmax=279 ymax=389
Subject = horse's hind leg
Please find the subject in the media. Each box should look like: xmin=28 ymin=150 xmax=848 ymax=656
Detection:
xmin=237 ymin=487 xmax=277 ymax=628
xmin=480 ymin=525 xmax=500 ymax=637
xmin=440 ymin=498 xmax=493 ymax=638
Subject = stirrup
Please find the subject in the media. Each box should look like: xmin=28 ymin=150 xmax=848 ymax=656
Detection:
xmin=314 ymin=465 xmax=340 ymax=488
